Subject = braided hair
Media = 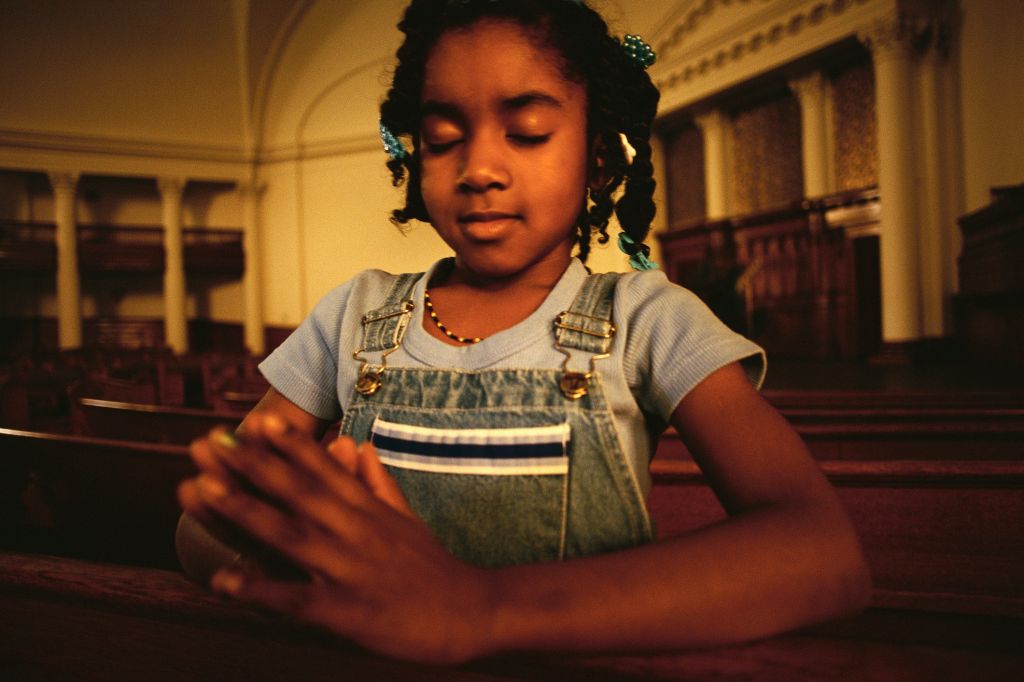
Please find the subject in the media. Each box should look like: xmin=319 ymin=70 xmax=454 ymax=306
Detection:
xmin=380 ymin=0 xmax=660 ymax=264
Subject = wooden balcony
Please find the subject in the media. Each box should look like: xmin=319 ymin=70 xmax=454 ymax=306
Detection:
xmin=0 ymin=221 xmax=243 ymax=276
xmin=657 ymin=187 xmax=881 ymax=360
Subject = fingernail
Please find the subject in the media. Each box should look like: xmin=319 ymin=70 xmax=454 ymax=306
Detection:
xmin=215 ymin=431 xmax=239 ymax=449
xmin=212 ymin=570 xmax=243 ymax=594
xmin=198 ymin=475 xmax=228 ymax=499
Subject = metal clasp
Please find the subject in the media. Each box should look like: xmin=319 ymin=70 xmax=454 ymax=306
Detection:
xmin=554 ymin=311 xmax=616 ymax=338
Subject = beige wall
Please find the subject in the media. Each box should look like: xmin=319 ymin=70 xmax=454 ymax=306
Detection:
xmin=958 ymin=0 xmax=1024 ymax=212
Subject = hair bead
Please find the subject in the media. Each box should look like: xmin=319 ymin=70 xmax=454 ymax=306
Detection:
xmin=379 ymin=122 xmax=407 ymax=161
xmin=621 ymin=34 xmax=656 ymax=69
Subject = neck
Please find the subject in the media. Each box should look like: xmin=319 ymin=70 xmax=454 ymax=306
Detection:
xmin=441 ymin=254 xmax=575 ymax=295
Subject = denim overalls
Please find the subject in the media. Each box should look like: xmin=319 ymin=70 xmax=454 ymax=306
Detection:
xmin=339 ymin=272 xmax=653 ymax=568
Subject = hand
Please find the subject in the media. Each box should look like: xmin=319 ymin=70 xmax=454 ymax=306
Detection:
xmin=178 ymin=414 xmax=497 ymax=665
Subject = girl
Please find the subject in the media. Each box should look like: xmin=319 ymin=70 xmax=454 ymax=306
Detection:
xmin=177 ymin=0 xmax=870 ymax=665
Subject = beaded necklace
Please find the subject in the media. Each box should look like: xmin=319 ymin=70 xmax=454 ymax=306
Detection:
xmin=424 ymin=289 xmax=483 ymax=344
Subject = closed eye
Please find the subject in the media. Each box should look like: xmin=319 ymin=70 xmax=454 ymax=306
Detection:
xmin=508 ymin=134 xmax=551 ymax=147
xmin=424 ymin=139 xmax=462 ymax=154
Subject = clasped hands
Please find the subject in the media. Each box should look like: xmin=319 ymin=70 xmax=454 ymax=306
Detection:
xmin=179 ymin=413 xmax=497 ymax=664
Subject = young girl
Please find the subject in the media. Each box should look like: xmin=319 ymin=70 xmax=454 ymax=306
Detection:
xmin=177 ymin=0 xmax=870 ymax=665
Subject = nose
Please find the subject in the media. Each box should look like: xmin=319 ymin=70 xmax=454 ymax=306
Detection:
xmin=457 ymin=132 xmax=511 ymax=192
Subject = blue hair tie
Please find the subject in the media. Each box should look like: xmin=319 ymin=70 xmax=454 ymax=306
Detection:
xmin=379 ymin=122 xmax=407 ymax=162
xmin=617 ymin=232 xmax=659 ymax=271
xmin=622 ymin=34 xmax=656 ymax=69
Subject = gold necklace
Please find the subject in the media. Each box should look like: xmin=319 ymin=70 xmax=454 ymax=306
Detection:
xmin=424 ymin=289 xmax=483 ymax=344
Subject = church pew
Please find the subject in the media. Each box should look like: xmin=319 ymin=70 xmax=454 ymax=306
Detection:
xmin=648 ymin=458 xmax=1024 ymax=618
xmin=71 ymin=397 xmax=246 ymax=444
xmin=3 ymin=426 xmax=1021 ymax=620
xmin=0 ymin=427 xmax=193 ymax=568
xmin=68 ymin=392 xmax=1024 ymax=460
xmin=2 ymin=551 xmax=1022 ymax=681
xmin=657 ymin=400 xmax=1024 ymax=460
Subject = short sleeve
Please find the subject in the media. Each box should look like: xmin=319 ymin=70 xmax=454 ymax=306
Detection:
xmin=617 ymin=270 xmax=766 ymax=421
xmin=258 ymin=280 xmax=355 ymax=421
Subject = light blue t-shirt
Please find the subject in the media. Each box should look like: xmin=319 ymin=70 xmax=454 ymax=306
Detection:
xmin=260 ymin=258 xmax=765 ymax=495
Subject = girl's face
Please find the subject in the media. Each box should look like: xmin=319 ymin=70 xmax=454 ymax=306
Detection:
xmin=419 ymin=19 xmax=590 ymax=282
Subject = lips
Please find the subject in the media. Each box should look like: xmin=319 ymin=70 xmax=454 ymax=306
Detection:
xmin=458 ymin=210 xmax=520 ymax=223
xmin=456 ymin=210 xmax=521 ymax=241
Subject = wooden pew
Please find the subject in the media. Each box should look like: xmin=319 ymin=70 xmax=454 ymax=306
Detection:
xmin=659 ymin=388 xmax=1024 ymax=460
xmin=70 ymin=389 xmax=1024 ymax=460
xmin=71 ymin=397 xmax=246 ymax=444
xmin=2 ymin=552 xmax=1022 ymax=681
xmin=0 ymin=427 xmax=193 ymax=569
xmin=4 ymin=426 xmax=1021 ymax=622
xmin=648 ymin=458 xmax=1024 ymax=618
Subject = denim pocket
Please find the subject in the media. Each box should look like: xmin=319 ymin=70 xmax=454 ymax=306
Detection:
xmin=370 ymin=418 xmax=570 ymax=567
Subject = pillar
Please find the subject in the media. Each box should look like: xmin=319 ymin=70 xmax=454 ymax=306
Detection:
xmin=48 ymin=171 xmax=82 ymax=349
xmin=158 ymin=177 xmax=188 ymax=353
xmin=789 ymin=71 xmax=832 ymax=199
xmin=694 ymin=109 xmax=730 ymax=220
xmin=917 ymin=36 xmax=948 ymax=338
xmin=238 ymin=179 xmax=266 ymax=355
xmin=860 ymin=14 xmax=923 ymax=344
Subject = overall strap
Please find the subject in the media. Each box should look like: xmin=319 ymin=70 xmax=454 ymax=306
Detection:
xmin=554 ymin=272 xmax=620 ymax=355
xmin=358 ymin=272 xmax=420 ymax=354
xmin=552 ymin=272 xmax=621 ymax=400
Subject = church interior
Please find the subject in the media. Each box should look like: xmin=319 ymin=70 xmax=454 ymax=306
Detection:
xmin=1 ymin=0 xmax=1022 ymax=678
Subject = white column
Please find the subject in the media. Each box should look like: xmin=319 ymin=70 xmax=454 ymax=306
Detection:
xmin=158 ymin=177 xmax=188 ymax=354
xmin=917 ymin=37 xmax=948 ymax=338
xmin=860 ymin=15 xmax=923 ymax=344
xmin=789 ymin=71 xmax=832 ymax=199
xmin=694 ymin=109 xmax=730 ymax=220
xmin=238 ymin=179 xmax=266 ymax=355
xmin=48 ymin=171 xmax=82 ymax=349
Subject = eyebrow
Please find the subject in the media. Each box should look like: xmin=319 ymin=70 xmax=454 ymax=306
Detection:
xmin=420 ymin=91 xmax=564 ymax=120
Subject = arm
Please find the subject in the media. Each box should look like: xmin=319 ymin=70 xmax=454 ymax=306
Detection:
xmin=484 ymin=362 xmax=871 ymax=653
xmin=180 ymin=363 xmax=870 ymax=664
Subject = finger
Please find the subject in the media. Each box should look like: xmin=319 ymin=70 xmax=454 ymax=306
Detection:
xmin=326 ymin=436 xmax=360 ymax=475
xmin=188 ymin=435 xmax=234 ymax=480
xmin=178 ymin=477 xmax=217 ymax=523
xmin=246 ymin=413 xmax=332 ymax=477
xmin=356 ymin=441 xmax=416 ymax=518
xmin=206 ymin=426 xmax=316 ymax=504
xmin=211 ymin=569 xmax=346 ymax=631
xmin=249 ymin=418 xmax=382 ymax=511
xmin=196 ymin=473 xmax=345 ymax=576
xmin=178 ymin=477 xmax=276 ymax=561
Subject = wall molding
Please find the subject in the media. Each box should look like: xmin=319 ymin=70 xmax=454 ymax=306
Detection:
xmin=651 ymin=0 xmax=892 ymax=114
xmin=0 ymin=127 xmax=381 ymax=177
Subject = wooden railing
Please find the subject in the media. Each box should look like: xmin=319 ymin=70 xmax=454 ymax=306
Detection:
xmin=657 ymin=187 xmax=881 ymax=360
xmin=0 ymin=220 xmax=244 ymax=275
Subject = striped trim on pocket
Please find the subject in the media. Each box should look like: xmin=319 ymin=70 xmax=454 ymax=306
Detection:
xmin=370 ymin=418 xmax=570 ymax=476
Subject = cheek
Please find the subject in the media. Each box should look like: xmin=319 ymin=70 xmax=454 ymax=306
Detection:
xmin=418 ymin=160 xmax=448 ymax=216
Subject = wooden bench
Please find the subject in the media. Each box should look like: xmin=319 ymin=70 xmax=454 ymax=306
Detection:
xmin=659 ymin=388 xmax=1024 ymax=460
xmin=648 ymin=458 xmax=1024 ymax=618
xmin=0 ymin=427 xmax=193 ymax=568
xmin=71 ymin=397 xmax=246 ymax=444
xmin=4 ymin=427 xmax=1021 ymax=621
xmin=2 ymin=551 xmax=1021 ymax=681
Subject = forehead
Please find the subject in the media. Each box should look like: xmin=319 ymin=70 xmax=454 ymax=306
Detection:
xmin=421 ymin=19 xmax=584 ymax=109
